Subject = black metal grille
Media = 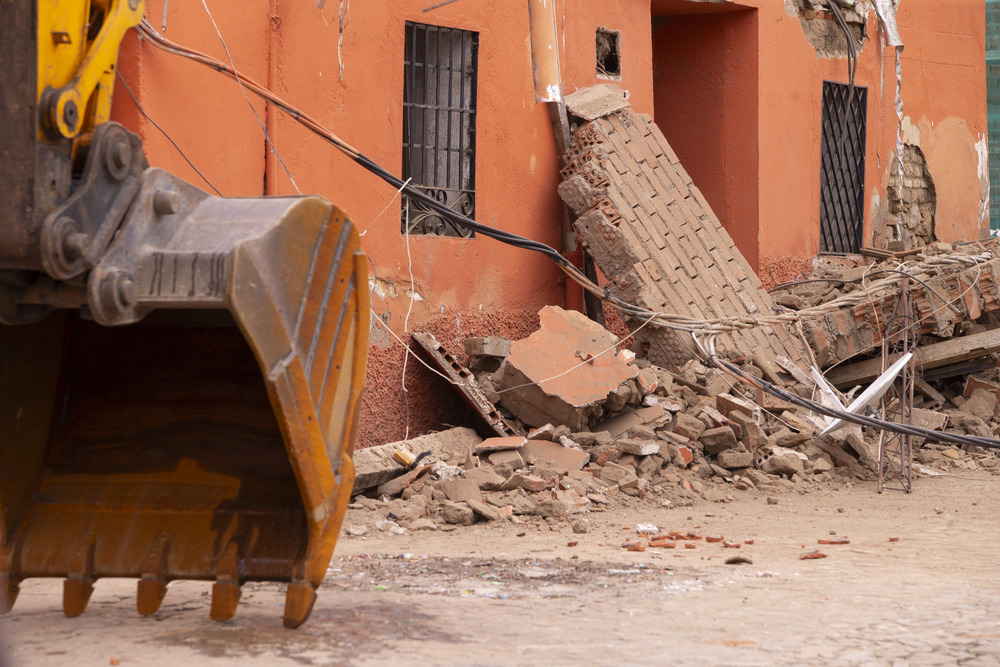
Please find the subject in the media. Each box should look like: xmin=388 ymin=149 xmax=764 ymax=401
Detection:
xmin=819 ymin=81 xmax=867 ymax=254
xmin=402 ymin=22 xmax=478 ymax=237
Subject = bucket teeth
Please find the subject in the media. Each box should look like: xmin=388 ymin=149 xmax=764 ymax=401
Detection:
xmin=64 ymin=536 xmax=96 ymax=617
xmin=283 ymin=582 xmax=317 ymax=629
xmin=63 ymin=578 xmax=94 ymax=617
xmin=0 ymin=578 xmax=19 ymax=614
xmin=209 ymin=582 xmax=241 ymax=622
xmin=137 ymin=534 xmax=170 ymax=616
xmin=136 ymin=579 xmax=167 ymax=616
xmin=210 ymin=541 xmax=241 ymax=621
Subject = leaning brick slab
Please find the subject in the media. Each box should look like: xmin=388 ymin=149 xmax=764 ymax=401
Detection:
xmin=558 ymin=95 xmax=811 ymax=372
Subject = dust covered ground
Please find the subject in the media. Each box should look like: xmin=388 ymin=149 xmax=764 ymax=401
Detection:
xmin=3 ymin=468 xmax=999 ymax=666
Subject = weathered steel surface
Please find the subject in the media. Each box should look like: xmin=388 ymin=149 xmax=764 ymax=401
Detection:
xmin=0 ymin=183 xmax=370 ymax=628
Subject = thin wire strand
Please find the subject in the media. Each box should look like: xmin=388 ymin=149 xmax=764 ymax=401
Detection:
xmin=115 ymin=70 xmax=223 ymax=196
xmin=137 ymin=21 xmax=999 ymax=355
xmin=197 ymin=1 xmax=301 ymax=194
xmin=401 ymin=205 xmax=417 ymax=440
xmin=361 ymin=177 xmax=411 ymax=237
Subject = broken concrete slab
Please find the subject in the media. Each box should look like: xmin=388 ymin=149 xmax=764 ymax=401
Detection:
xmin=594 ymin=404 xmax=669 ymax=438
xmin=761 ymin=453 xmax=805 ymax=477
xmin=376 ymin=464 xmax=430 ymax=497
xmin=440 ymin=478 xmax=483 ymax=503
xmin=461 ymin=466 xmax=506 ymax=491
xmin=959 ymin=391 xmax=995 ymax=422
xmin=488 ymin=449 xmax=526 ymax=469
xmin=497 ymin=306 xmax=638 ymax=431
xmin=352 ymin=443 xmax=411 ymax=493
xmin=564 ymin=83 xmax=631 ymax=121
xmin=520 ymin=438 xmax=591 ymax=470
xmin=466 ymin=499 xmax=500 ymax=522
xmin=440 ymin=502 xmax=476 ymax=526
xmin=475 ymin=436 xmax=527 ymax=455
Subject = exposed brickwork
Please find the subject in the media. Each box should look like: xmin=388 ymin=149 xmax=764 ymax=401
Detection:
xmin=558 ymin=107 xmax=811 ymax=371
xmin=884 ymin=144 xmax=937 ymax=248
xmin=803 ymin=254 xmax=1000 ymax=367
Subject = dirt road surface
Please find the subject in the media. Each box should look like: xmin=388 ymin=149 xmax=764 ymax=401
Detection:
xmin=3 ymin=469 xmax=999 ymax=666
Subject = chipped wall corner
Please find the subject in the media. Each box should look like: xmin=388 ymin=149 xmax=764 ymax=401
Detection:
xmin=977 ymin=133 xmax=990 ymax=237
xmin=790 ymin=0 xmax=871 ymax=59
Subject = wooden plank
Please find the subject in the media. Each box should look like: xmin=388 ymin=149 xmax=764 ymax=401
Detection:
xmin=825 ymin=327 xmax=1000 ymax=389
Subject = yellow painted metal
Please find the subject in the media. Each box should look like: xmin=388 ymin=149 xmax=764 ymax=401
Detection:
xmin=39 ymin=0 xmax=144 ymax=138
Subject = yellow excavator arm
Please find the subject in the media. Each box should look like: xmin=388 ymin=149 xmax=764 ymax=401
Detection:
xmin=0 ymin=0 xmax=369 ymax=628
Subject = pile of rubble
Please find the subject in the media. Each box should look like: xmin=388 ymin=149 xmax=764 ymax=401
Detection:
xmin=348 ymin=305 xmax=998 ymax=534
xmin=347 ymin=82 xmax=1000 ymax=534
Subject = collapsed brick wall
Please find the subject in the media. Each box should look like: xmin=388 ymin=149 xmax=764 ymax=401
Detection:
xmin=558 ymin=108 xmax=811 ymax=372
xmin=803 ymin=254 xmax=1000 ymax=367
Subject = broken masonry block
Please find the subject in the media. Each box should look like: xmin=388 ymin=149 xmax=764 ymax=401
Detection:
xmin=716 ymin=449 xmax=753 ymax=470
xmin=440 ymin=478 xmax=483 ymax=503
xmin=497 ymin=306 xmax=638 ymax=431
xmin=672 ymin=412 xmax=706 ymax=441
xmin=465 ymin=336 xmax=511 ymax=359
xmin=520 ymin=439 xmax=590 ymax=471
xmin=699 ymin=426 xmax=738 ymax=455
xmin=615 ymin=439 xmax=660 ymax=456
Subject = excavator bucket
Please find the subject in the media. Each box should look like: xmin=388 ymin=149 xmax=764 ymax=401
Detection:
xmin=0 ymin=169 xmax=370 ymax=627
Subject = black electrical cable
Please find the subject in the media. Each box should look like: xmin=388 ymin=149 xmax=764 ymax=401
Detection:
xmin=137 ymin=20 xmax=1000 ymax=454
xmin=710 ymin=354 xmax=1000 ymax=451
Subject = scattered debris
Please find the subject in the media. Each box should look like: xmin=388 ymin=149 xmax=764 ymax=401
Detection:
xmin=349 ymin=127 xmax=1000 ymax=543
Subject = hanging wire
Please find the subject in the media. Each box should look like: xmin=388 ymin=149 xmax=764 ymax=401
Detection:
xmin=197 ymin=0 xmax=301 ymax=194
xmin=115 ymin=70 xmax=223 ymax=196
xmin=133 ymin=19 xmax=1000 ymax=451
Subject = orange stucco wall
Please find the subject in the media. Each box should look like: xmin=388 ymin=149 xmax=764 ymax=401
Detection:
xmin=754 ymin=0 xmax=987 ymax=285
xmin=651 ymin=8 xmax=759 ymax=271
xmin=110 ymin=1 xmax=985 ymax=447
xmin=112 ymin=0 xmax=654 ymax=447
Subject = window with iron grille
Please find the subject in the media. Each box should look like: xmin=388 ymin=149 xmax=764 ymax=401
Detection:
xmin=401 ymin=22 xmax=478 ymax=237
xmin=819 ymin=81 xmax=867 ymax=254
